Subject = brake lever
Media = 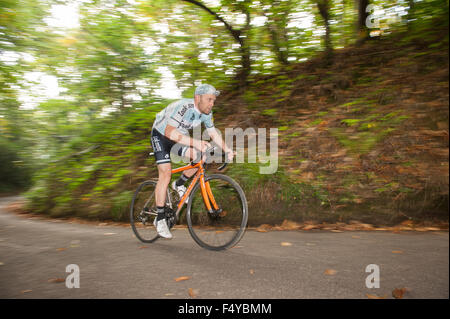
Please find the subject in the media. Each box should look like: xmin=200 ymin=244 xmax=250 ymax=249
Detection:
xmin=190 ymin=146 xmax=216 ymax=165
xmin=217 ymin=151 xmax=233 ymax=171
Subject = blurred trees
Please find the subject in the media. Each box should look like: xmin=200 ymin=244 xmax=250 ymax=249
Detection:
xmin=182 ymin=0 xmax=252 ymax=86
xmin=0 ymin=0 xmax=448 ymax=192
xmin=0 ymin=0 xmax=50 ymax=191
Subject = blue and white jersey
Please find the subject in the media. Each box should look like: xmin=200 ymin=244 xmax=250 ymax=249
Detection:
xmin=152 ymin=98 xmax=214 ymax=136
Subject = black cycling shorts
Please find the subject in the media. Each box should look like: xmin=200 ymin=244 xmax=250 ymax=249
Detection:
xmin=150 ymin=128 xmax=188 ymax=165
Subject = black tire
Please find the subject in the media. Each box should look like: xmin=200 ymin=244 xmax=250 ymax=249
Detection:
xmin=186 ymin=174 xmax=248 ymax=251
xmin=130 ymin=180 xmax=160 ymax=243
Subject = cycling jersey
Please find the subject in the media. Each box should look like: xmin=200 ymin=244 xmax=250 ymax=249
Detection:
xmin=152 ymin=98 xmax=214 ymax=136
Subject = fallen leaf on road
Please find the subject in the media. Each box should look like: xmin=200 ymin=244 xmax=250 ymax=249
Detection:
xmin=249 ymin=269 xmax=255 ymax=275
xmin=48 ymin=278 xmax=65 ymax=283
xmin=400 ymin=220 xmax=413 ymax=227
xmin=366 ymin=293 xmax=387 ymax=299
xmin=331 ymin=229 xmax=343 ymax=233
xmin=175 ymin=276 xmax=191 ymax=282
xmin=165 ymin=293 xmax=175 ymax=296
xmin=103 ymin=232 xmax=116 ymax=236
xmin=324 ymin=269 xmax=337 ymax=275
xmin=359 ymin=223 xmax=375 ymax=230
xmin=280 ymin=220 xmax=301 ymax=230
xmin=139 ymin=246 xmax=148 ymax=249
xmin=351 ymin=236 xmax=361 ymax=239
xmin=256 ymin=224 xmax=271 ymax=232
xmin=70 ymin=240 xmax=80 ymax=248
xmin=302 ymin=224 xmax=317 ymax=231
xmin=281 ymin=242 xmax=292 ymax=246
xmin=424 ymin=227 xmax=440 ymax=231
xmin=0 ymin=262 xmax=4 ymax=266
xmin=21 ymin=290 xmax=32 ymax=294
xmin=188 ymin=288 xmax=197 ymax=298
xmin=56 ymin=248 xmax=66 ymax=252
xmin=392 ymin=250 xmax=403 ymax=254
xmin=392 ymin=288 xmax=407 ymax=299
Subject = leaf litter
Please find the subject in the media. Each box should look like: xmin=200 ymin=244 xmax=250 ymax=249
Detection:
xmin=392 ymin=288 xmax=408 ymax=299
xmin=250 ymin=219 xmax=448 ymax=233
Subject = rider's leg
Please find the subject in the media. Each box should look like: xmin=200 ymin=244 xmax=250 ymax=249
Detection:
xmin=180 ymin=147 xmax=199 ymax=178
xmin=172 ymin=148 xmax=198 ymax=199
xmin=173 ymin=147 xmax=199 ymax=187
xmin=155 ymin=162 xmax=171 ymax=220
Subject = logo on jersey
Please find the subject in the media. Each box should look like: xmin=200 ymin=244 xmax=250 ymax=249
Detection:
xmin=152 ymin=136 xmax=162 ymax=152
xmin=178 ymin=105 xmax=188 ymax=117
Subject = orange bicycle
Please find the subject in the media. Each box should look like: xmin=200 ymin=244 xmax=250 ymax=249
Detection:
xmin=130 ymin=147 xmax=248 ymax=250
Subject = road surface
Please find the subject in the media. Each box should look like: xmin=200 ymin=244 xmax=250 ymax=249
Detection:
xmin=0 ymin=196 xmax=448 ymax=299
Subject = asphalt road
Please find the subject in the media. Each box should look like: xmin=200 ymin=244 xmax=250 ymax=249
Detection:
xmin=0 ymin=196 xmax=448 ymax=299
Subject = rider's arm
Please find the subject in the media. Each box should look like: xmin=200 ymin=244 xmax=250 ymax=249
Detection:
xmin=165 ymin=124 xmax=208 ymax=151
xmin=207 ymin=128 xmax=233 ymax=155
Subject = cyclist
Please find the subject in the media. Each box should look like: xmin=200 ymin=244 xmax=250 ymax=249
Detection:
xmin=150 ymin=84 xmax=234 ymax=239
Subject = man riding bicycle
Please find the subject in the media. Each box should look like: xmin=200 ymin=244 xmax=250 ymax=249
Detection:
xmin=150 ymin=84 xmax=234 ymax=239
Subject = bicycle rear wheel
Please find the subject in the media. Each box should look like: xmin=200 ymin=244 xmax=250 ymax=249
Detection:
xmin=130 ymin=180 xmax=159 ymax=243
xmin=186 ymin=174 xmax=248 ymax=251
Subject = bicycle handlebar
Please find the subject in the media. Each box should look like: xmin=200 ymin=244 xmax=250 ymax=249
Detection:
xmin=191 ymin=146 xmax=230 ymax=171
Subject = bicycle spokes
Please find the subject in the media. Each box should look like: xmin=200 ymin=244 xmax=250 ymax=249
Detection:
xmin=187 ymin=174 xmax=248 ymax=250
xmin=130 ymin=180 xmax=160 ymax=243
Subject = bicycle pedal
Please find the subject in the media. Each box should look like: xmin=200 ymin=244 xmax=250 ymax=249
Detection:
xmin=209 ymin=208 xmax=222 ymax=214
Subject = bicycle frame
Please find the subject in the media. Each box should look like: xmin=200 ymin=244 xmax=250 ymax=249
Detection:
xmin=171 ymin=159 xmax=220 ymax=218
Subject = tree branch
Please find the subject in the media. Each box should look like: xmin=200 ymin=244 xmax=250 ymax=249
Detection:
xmin=181 ymin=0 xmax=242 ymax=45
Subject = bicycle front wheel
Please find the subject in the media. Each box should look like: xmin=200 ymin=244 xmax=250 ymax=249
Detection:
xmin=186 ymin=174 xmax=248 ymax=251
xmin=130 ymin=180 xmax=159 ymax=243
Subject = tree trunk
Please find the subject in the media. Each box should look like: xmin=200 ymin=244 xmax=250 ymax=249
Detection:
xmin=267 ymin=22 xmax=290 ymax=66
xmin=356 ymin=0 xmax=370 ymax=45
xmin=261 ymin=0 xmax=291 ymax=67
xmin=407 ymin=0 xmax=415 ymax=30
xmin=317 ymin=0 xmax=333 ymax=62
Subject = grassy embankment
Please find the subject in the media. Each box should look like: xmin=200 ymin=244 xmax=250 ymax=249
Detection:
xmin=24 ymin=23 xmax=449 ymax=227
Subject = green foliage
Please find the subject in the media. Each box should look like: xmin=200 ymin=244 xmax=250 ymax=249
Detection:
xmin=111 ymin=190 xmax=133 ymax=221
xmin=0 ymin=137 xmax=32 ymax=192
xmin=2 ymin=0 xmax=447 ymax=224
xmin=261 ymin=108 xmax=278 ymax=116
xmin=24 ymin=178 xmax=48 ymax=212
xmin=341 ymin=119 xmax=362 ymax=126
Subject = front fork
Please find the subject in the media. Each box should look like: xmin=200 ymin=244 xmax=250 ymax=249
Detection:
xmin=201 ymin=174 xmax=221 ymax=214
xmin=173 ymin=172 xmax=222 ymax=222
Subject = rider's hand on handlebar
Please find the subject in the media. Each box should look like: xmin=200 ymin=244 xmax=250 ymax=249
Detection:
xmin=225 ymin=150 xmax=235 ymax=162
xmin=194 ymin=140 xmax=211 ymax=153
